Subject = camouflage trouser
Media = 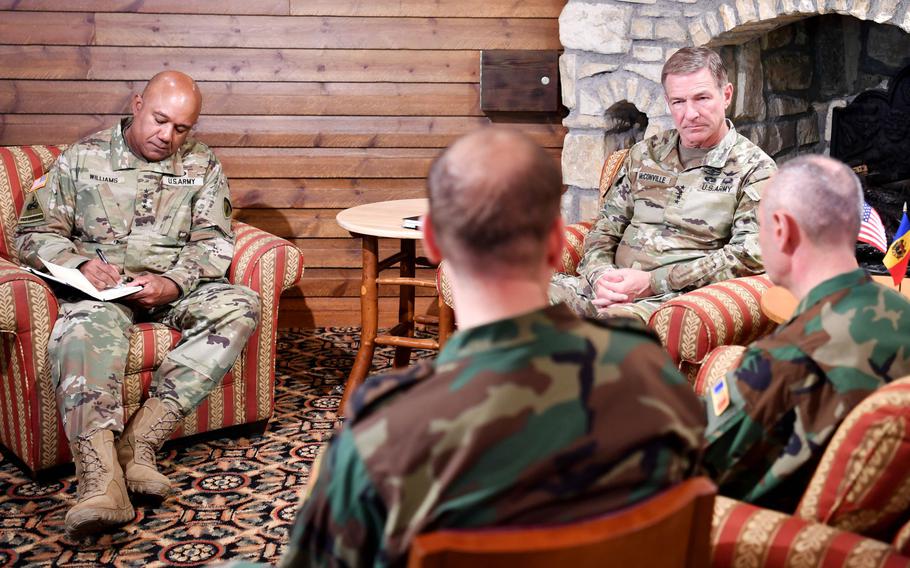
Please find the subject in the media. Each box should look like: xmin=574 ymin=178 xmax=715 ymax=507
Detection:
xmin=548 ymin=273 xmax=680 ymax=322
xmin=49 ymin=282 xmax=261 ymax=442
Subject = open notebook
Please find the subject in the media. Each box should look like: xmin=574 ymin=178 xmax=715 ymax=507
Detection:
xmin=24 ymin=258 xmax=143 ymax=301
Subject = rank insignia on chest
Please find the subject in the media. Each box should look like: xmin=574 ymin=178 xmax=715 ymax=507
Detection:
xmin=711 ymin=376 xmax=731 ymax=416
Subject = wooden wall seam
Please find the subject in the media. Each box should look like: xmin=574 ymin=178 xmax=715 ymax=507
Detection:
xmin=0 ymin=1 xmax=567 ymax=327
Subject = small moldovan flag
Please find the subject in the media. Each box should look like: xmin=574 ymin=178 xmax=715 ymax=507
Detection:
xmin=884 ymin=203 xmax=910 ymax=286
xmin=858 ymin=201 xmax=888 ymax=252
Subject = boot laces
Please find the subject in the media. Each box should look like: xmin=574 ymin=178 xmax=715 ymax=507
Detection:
xmin=74 ymin=436 xmax=107 ymax=496
xmin=138 ymin=407 xmax=182 ymax=464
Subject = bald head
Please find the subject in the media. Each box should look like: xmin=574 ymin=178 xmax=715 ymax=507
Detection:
xmin=428 ymin=127 xmax=562 ymax=271
xmin=765 ymin=155 xmax=863 ymax=246
xmin=126 ymin=71 xmax=202 ymax=162
xmin=143 ymin=71 xmax=202 ymax=116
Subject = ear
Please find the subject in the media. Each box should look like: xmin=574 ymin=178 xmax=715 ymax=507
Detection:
xmin=130 ymin=94 xmax=143 ymax=116
xmin=422 ymin=212 xmax=442 ymax=265
xmin=722 ymin=82 xmax=734 ymax=109
xmin=545 ymin=217 xmax=566 ymax=271
xmin=773 ymin=210 xmax=801 ymax=254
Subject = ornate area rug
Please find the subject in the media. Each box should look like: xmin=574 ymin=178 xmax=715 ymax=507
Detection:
xmin=0 ymin=328 xmax=431 ymax=567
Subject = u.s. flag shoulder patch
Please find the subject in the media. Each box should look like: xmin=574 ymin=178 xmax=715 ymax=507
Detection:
xmin=28 ymin=174 xmax=47 ymax=193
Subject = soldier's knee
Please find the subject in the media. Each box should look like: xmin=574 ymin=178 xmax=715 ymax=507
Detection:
xmin=232 ymin=286 xmax=261 ymax=324
xmin=209 ymin=285 xmax=260 ymax=327
xmin=52 ymin=301 xmax=132 ymax=349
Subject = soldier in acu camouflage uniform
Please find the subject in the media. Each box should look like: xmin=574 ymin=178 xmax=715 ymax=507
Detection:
xmin=224 ymin=127 xmax=705 ymax=568
xmin=550 ymin=47 xmax=777 ymax=322
xmin=15 ymin=71 xmax=260 ymax=538
xmin=703 ymin=156 xmax=910 ymax=512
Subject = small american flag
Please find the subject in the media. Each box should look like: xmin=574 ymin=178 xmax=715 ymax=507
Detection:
xmin=859 ymin=201 xmax=888 ymax=252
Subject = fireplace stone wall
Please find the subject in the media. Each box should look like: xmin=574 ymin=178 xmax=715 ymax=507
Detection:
xmin=559 ymin=0 xmax=910 ymax=222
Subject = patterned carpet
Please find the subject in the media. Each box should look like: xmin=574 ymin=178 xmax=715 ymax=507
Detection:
xmin=0 ymin=328 xmax=431 ymax=567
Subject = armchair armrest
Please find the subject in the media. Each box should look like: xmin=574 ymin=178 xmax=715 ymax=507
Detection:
xmin=225 ymin=221 xmax=304 ymax=422
xmin=228 ymin=221 xmax=304 ymax=294
xmin=558 ymin=221 xmax=594 ymax=277
xmin=0 ymin=257 xmax=58 ymax=336
xmin=692 ymin=345 xmax=746 ymax=397
xmin=711 ymin=496 xmax=910 ymax=567
xmin=648 ymin=275 xmax=777 ymax=384
xmin=0 ymin=257 xmax=60 ymax=471
xmin=896 ymin=521 xmax=910 ymax=556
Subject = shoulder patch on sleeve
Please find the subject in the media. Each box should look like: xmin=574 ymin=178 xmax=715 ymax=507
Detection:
xmin=18 ymin=193 xmax=46 ymax=226
xmin=28 ymin=174 xmax=47 ymax=194
xmin=347 ymin=360 xmax=434 ymax=423
xmin=710 ymin=375 xmax=731 ymax=416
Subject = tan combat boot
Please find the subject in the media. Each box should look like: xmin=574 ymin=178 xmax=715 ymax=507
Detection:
xmin=65 ymin=429 xmax=135 ymax=539
xmin=116 ymin=397 xmax=182 ymax=500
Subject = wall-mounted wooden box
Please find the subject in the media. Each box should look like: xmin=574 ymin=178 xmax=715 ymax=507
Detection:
xmin=480 ymin=50 xmax=560 ymax=113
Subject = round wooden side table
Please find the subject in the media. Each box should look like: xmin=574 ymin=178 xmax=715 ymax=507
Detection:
xmin=336 ymin=198 xmax=455 ymax=411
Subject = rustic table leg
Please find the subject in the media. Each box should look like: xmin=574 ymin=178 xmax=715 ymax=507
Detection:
xmin=394 ymin=239 xmax=416 ymax=367
xmin=341 ymin=234 xmax=379 ymax=412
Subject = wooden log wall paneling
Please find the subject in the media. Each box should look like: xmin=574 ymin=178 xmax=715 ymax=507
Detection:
xmin=0 ymin=0 xmax=567 ymax=328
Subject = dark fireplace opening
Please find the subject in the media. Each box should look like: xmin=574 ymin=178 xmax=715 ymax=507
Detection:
xmin=833 ymin=64 xmax=910 ymax=274
xmin=717 ymin=15 xmax=910 ymax=275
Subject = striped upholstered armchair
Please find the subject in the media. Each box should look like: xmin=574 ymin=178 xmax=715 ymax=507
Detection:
xmin=708 ymin=376 xmax=910 ymax=566
xmin=0 ymin=145 xmax=304 ymax=475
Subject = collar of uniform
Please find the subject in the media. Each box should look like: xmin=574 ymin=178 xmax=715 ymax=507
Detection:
xmin=655 ymin=119 xmax=737 ymax=168
xmin=110 ymin=117 xmax=184 ymax=175
xmin=703 ymin=119 xmax=738 ymax=168
xmin=436 ymin=303 xmax=576 ymax=365
xmin=791 ymin=268 xmax=870 ymax=320
xmin=653 ymin=129 xmax=682 ymax=164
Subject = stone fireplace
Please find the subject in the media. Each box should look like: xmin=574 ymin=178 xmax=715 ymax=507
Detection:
xmin=558 ymin=0 xmax=910 ymax=225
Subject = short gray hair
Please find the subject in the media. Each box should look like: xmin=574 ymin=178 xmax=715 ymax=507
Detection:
xmin=765 ymin=155 xmax=863 ymax=245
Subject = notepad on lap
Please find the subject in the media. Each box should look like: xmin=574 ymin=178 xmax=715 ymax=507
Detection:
xmin=24 ymin=258 xmax=142 ymax=301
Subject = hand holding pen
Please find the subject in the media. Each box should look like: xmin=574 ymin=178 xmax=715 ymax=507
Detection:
xmin=78 ymin=249 xmax=123 ymax=290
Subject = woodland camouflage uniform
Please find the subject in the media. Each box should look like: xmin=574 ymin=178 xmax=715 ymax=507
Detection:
xmin=550 ymin=122 xmax=776 ymax=321
xmin=703 ymin=269 xmax=910 ymax=511
xmin=265 ymin=304 xmax=706 ymax=568
xmin=15 ymin=119 xmax=260 ymax=441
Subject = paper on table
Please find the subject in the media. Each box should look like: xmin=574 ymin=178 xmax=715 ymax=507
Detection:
xmin=26 ymin=258 xmax=143 ymax=301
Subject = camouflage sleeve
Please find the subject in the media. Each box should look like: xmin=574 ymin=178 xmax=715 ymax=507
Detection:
xmin=702 ymin=341 xmax=813 ymax=501
xmin=577 ymin=154 xmax=633 ymax=288
xmin=15 ymin=153 xmax=89 ymax=269
xmin=649 ymin=162 xmax=773 ymax=294
xmin=162 ymin=154 xmax=235 ymax=296
xmin=277 ymin=428 xmax=387 ymax=568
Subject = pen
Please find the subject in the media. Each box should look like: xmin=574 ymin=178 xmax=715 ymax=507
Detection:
xmin=95 ymin=249 xmax=133 ymax=283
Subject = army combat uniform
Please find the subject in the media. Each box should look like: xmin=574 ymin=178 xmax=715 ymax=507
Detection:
xmin=550 ymin=122 xmax=776 ymax=321
xmin=15 ymin=119 xmax=260 ymax=442
xmin=245 ymin=304 xmax=706 ymax=568
xmin=703 ymin=270 xmax=910 ymax=511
